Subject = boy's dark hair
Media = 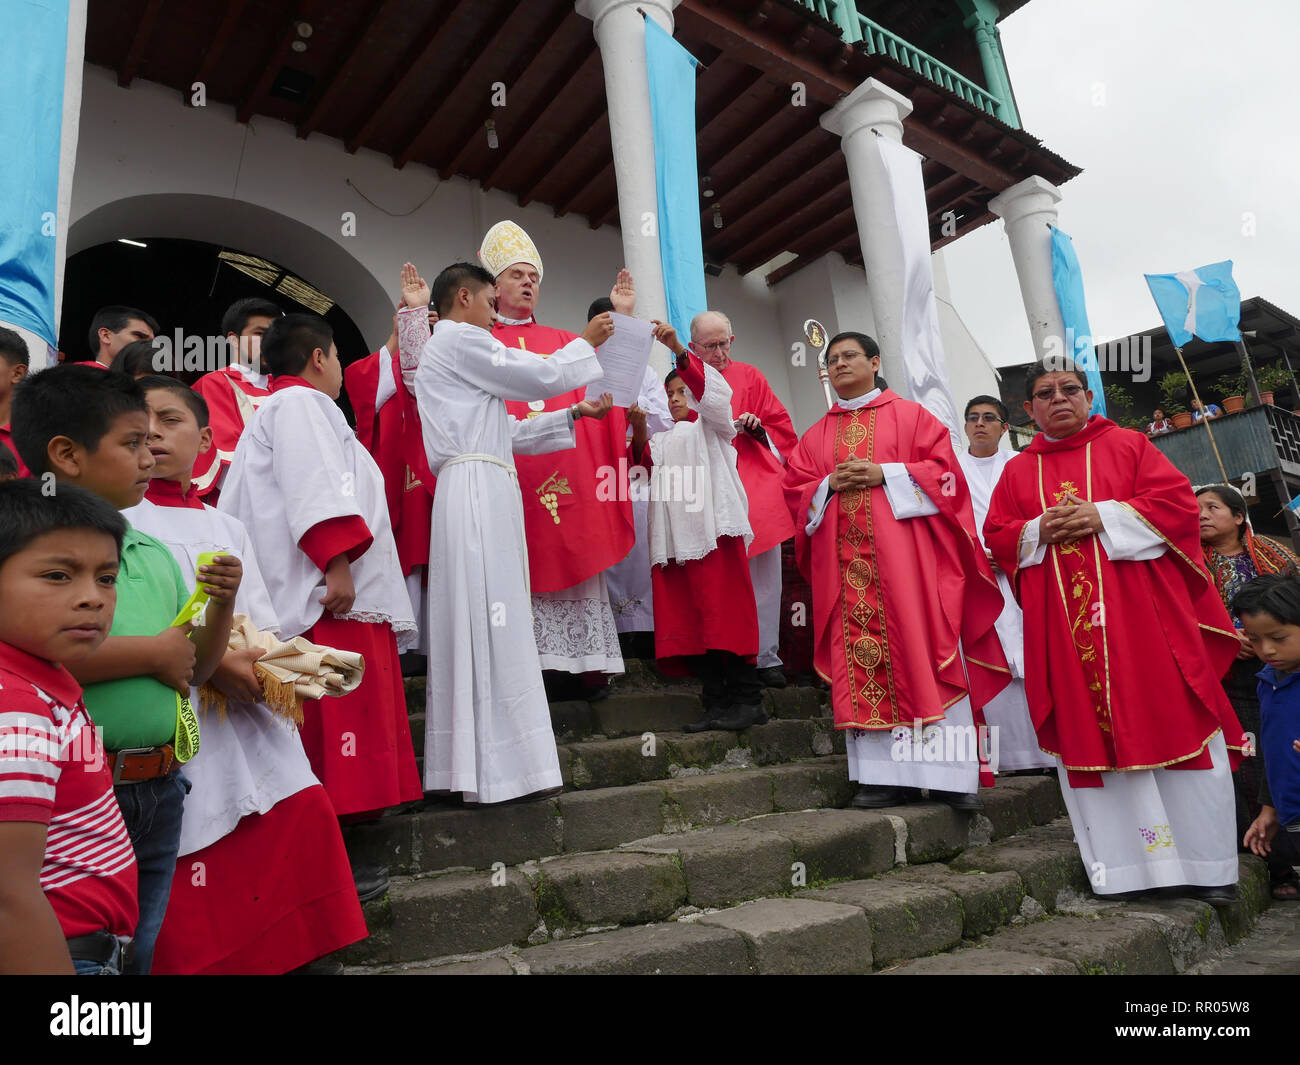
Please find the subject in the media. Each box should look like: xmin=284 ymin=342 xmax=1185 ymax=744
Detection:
xmin=221 ymin=296 xmax=282 ymax=338
xmin=1230 ymin=573 xmax=1300 ymax=627
xmin=10 ymin=364 xmax=148 ymax=476
xmin=110 ymin=339 xmax=159 ymax=378
xmin=1025 ymin=356 xmax=1088 ymax=399
xmin=664 ymin=368 xmax=681 ymax=388
xmin=87 ymin=305 xmax=159 ymax=356
xmin=0 ymin=479 xmax=126 ymax=568
xmin=260 ymin=314 xmax=334 ymax=378
xmin=0 ymin=326 xmax=30 ymax=368
xmin=587 ymin=297 xmax=614 ymax=323
xmin=0 ymin=447 xmax=17 ymax=479
xmin=432 ymin=262 xmax=496 ymax=318
xmin=965 ymin=394 xmax=1009 ymax=422
xmin=1195 ymin=484 xmax=1248 ymax=543
xmin=137 ymin=374 xmax=210 ymax=429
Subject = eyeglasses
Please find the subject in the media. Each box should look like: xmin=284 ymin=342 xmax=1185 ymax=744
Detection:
xmin=965 ymin=412 xmax=1004 ymax=424
xmin=693 ymin=339 xmax=731 ymax=353
xmin=1032 ymin=384 xmax=1085 ymax=402
xmin=826 ymin=350 xmax=871 ymax=368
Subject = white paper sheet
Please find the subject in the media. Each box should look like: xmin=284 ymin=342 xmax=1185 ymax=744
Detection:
xmin=585 ymin=313 xmax=654 ymax=407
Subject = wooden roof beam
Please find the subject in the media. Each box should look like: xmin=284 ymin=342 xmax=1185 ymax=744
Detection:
xmin=393 ymin=1 xmax=531 ymax=169
xmin=728 ymin=180 xmax=853 ymax=273
xmin=344 ymin=1 xmax=474 ymax=155
xmin=557 ymin=156 xmax=614 ymax=218
xmin=187 ymin=0 xmax=247 ymax=106
xmin=237 ymin=0 xmax=325 ymax=125
xmin=439 ymin=13 xmax=582 ymax=181
xmin=698 ymin=89 xmax=805 ymax=176
xmin=297 ymin=0 xmax=403 ymax=139
xmin=118 ymin=0 xmax=165 ymax=88
xmin=518 ymin=104 xmax=608 ymax=207
xmin=483 ymin=50 xmax=603 ymax=191
xmin=706 ymin=150 xmax=844 ymax=257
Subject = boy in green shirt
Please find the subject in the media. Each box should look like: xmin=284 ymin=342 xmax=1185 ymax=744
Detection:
xmin=12 ymin=365 xmax=241 ymax=973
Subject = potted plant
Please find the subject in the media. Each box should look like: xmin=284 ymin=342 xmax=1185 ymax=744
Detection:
xmin=1255 ymin=363 xmax=1292 ymax=406
xmin=1159 ymin=370 xmax=1192 ymax=427
xmin=1104 ymin=383 xmax=1134 ymax=417
xmin=1217 ymin=371 xmax=1246 ymax=413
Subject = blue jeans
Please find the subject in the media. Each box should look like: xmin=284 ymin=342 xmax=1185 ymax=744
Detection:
xmin=113 ymin=768 xmax=189 ymax=975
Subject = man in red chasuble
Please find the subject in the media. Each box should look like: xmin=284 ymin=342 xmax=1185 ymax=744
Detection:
xmin=478 ymin=220 xmax=633 ymax=697
xmin=784 ymin=332 xmax=1009 ymax=812
xmin=984 ymin=358 xmax=1248 ymax=904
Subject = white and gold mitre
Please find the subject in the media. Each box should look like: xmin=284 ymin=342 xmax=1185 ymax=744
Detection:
xmin=478 ymin=220 xmax=543 ymax=281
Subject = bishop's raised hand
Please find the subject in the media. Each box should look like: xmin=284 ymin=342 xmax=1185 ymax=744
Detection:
xmin=610 ymin=268 xmax=635 ymax=316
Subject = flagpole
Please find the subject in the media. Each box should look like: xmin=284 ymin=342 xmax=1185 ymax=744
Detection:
xmin=1173 ymin=346 xmax=1229 ymax=484
xmin=1236 ymin=336 xmax=1300 ymax=552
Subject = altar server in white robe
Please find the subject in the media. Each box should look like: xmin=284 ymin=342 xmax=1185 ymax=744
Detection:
xmin=126 ymin=376 xmax=365 ymax=975
xmin=402 ymin=262 xmax=615 ymax=804
xmin=958 ymin=395 xmax=1053 ymax=772
xmin=220 ymin=315 xmax=422 ymax=819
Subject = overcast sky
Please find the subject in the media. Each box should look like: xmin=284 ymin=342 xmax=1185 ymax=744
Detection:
xmin=942 ymin=0 xmax=1299 ymax=368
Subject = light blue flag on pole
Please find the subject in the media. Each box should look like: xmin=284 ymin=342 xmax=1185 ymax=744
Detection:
xmin=1049 ymin=226 xmax=1105 ymax=416
xmin=1143 ymin=261 xmax=1242 ymax=349
xmin=645 ymin=17 xmax=706 ymax=342
xmin=0 ymin=0 xmax=68 ymax=346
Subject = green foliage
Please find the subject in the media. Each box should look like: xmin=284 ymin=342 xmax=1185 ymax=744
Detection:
xmin=1255 ymin=362 xmax=1293 ymax=395
xmin=1104 ymin=383 xmax=1134 ymax=412
xmin=1158 ymin=370 xmax=1189 ymax=415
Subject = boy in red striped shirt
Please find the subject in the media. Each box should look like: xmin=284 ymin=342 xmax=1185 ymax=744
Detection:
xmin=0 ymin=480 xmax=138 ymax=974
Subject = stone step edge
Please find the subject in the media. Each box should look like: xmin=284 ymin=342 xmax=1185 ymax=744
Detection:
xmin=345 ymin=853 xmax=1271 ymax=975
xmin=344 ymin=767 xmax=1066 ymax=879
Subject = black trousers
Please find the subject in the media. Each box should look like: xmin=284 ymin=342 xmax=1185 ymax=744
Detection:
xmin=688 ymin=649 xmax=763 ymax=709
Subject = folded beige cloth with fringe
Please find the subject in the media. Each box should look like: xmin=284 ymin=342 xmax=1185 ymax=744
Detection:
xmin=199 ymin=614 xmax=365 ymax=724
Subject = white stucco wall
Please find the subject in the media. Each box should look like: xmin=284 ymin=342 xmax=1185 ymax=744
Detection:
xmin=68 ymin=63 xmax=1003 ymax=440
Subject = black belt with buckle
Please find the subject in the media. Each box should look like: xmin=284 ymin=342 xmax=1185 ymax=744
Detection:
xmin=66 ymin=930 xmax=133 ymax=969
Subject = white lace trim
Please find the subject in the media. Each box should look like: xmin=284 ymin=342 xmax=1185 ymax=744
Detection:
xmin=532 ymin=596 xmax=624 ymax=669
xmin=334 ymin=610 xmax=420 ymax=652
xmin=650 ymin=523 xmax=752 ymax=567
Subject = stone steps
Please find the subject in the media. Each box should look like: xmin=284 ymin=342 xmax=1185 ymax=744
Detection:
xmin=347 ymin=815 xmax=1271 ymax=975
xmin=342 ymin=775 xmax=1080 ymax=970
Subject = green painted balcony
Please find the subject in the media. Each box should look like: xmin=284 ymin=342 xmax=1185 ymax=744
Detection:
xmin=796 ymin=0 xmax=1018 ymax=126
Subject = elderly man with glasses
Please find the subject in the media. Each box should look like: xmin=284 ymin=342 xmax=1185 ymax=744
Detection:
xmin=783 ymin=332 xmax=1010 ymax=812
xmin=688 ymin=311 xmax=798 ymax=691
xmin=984 ymin=357 xmax=1249 ymax=905
xmin=957 ymin=395 xmax=1054 ymax=775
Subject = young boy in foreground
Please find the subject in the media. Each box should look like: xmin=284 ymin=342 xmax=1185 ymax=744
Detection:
xmin=10 ymin=365 xmax=241 ymax=974
xmin=1231 ymin=574 xmax=1300 ymax=869
xmin=0 ymin=480 xmax=137 ymax=974
xmin=126 ymin=376 xmax=366 ymax=972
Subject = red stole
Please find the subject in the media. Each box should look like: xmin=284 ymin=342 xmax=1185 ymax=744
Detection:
xmin=784 ymin=391 xmax=1009 ymax=732
xmin=145 ymin=478 xmax=204 ymax=510
xmin=984 ymin=416 xmax=1247 ymax=786
xmin=718 ymin=361 xmax=797 ymax=556
xmin=191 ymin=366 xmax=271 ymax=497
xmin=343 ymin=350 xmax=434 ymax=575
xmin=493 ymin=320 xmax=634 ymax=593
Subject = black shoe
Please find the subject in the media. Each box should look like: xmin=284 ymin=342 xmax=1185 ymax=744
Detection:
xmin=931 ymin=790 xmax=984 ymax=811
xmin=756 ymin=667 xmax=787 ymax=689
xmin=290 ymin=955 xmax=345 ymax=975
xmin=711 ymin=703 xmax=769 ymax=731
xmin=851 ymin=785 xmax=908 ymax=809
xmin=352 ymin=863 xmax=390 ymax=903
xmin=684 ymin=709 xmax=727 ymax=733
xmin=1190 ymin=884 xmax=1238 ymax=907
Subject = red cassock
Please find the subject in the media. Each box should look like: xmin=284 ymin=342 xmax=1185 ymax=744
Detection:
xmin=983 ymin=416 xmax=1248 ymax=787
xmin=191 ymin=367 xmax=271 ymax=499
xmin=494 ymin=320 xmax=633 ymax=593
xmin=344 ymin=348 xmax=434 ymax=575
xmin=784 ymin=390 xmax=1009 ymax=732
xmin=719 ymin=360 xmax=797 ymax=557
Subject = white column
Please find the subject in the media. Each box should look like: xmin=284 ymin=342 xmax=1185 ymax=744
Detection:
xmin=819 ymin=79 xmax=913 ymax=396
xmin=575 ymin=0 xmax=676 ymax=344
xmin=988 ymin=175 xmax=1064 ymax=366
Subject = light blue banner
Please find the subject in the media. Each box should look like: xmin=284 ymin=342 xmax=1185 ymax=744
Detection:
xmin=0 ymin=0 xmax=68 ymax=346
xmin=1049 ymin=226 xmax=1105 ymax=416
xmin=645 ymin=17 xmax=706 ymax=343
xmin=1143 ymin=260 xmax=1242 ymax=349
